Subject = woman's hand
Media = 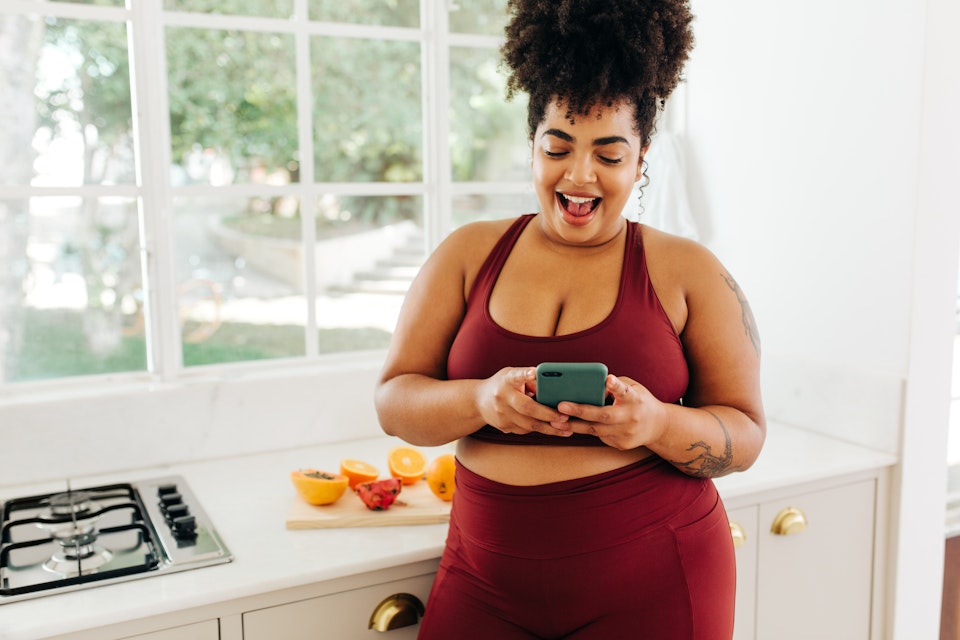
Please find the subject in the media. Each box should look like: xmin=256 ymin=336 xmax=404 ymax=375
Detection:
xmin=554 ymin=375 xmax=667 ymax=450
xmin=476 ymin=367 xmax=575 ymax=437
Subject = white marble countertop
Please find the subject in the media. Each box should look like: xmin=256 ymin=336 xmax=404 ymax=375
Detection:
xmin=0 ymin=422 xmax=897 ymax=640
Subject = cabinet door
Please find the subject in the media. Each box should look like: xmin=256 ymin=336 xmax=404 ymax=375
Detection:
xmin=727 ymin=505 xmax=758 ymax=640
xmin=121 ymin=619 xmax=220 ymax=640
xmin=755 ymin=480 xmax=876 ymax=640
xmin=243 ymin=573 xmax=434 ymax=640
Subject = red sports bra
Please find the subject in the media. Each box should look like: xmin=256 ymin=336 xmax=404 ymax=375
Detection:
xmin=447 ymin=214 xmax=689 ymax=446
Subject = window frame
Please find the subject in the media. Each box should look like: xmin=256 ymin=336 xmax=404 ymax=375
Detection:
xmin=0 ymin=0 xmax=530 ymax=405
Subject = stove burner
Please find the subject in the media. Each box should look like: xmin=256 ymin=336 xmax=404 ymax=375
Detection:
xmin=48 ymin=491 xmax=97 ymax=518
xmin=36 ymin=491 xmax=107 ymax=544
xmin=43 ymin=533 xmax=114 ymax=577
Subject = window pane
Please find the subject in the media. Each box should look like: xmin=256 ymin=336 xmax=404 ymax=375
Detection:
xmin=314 ymin=195 xmax=422 ymax=353
xmin=312 ymin=37 xmax=422 ymax=183
xmin=163 ymin=0 xmax=294 ymax=18
xmin=0 ymin=197 xmax=146 ymax=383
xmin=308 ymin=0 xmax=419 ymax=27
xmin=449 ymin=0 xmax=508 ymax=36
xmin=173 ymin=196 xmax=308 ymax=365
xmin=167 ymin=27 xmax=298 ymax=186
xmin=0 ymin=15 xmax=135 ymax=187
xmin=452 ymin=192 xmax=537 ymax=228
xmin=449 ymin=46 xmax=529 ymax=182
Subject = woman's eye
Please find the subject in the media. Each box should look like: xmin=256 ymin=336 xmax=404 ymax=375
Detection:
xmin=543 ymin=150 xmax=567 ymax=158
xmin=599 ymin=156 xmax=623 ymax=165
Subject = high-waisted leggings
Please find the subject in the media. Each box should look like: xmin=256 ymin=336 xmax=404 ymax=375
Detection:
xmin=418 ymin=456 xmax=736 ymax=640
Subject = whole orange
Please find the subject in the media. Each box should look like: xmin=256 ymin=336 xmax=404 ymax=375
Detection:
xmin=426 ymin=453 xmax=456 ymax=502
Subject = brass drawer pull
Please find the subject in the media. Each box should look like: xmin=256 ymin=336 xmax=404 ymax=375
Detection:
xmin=729 ymin=520 xmax=747 ymax=548
xmin=770 ymin=506 xmax=808 ymax=535
xmin=369 ymin=593 xmax=426 ymax=632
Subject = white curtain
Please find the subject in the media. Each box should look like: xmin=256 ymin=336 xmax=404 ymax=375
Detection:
xmin=622 ymin=131 xmax=699 ymax=240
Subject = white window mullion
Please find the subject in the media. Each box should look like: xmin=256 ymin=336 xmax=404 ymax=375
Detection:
xmin=129 ymin=0 xmax=182 ymax=378
xmin=293 ymin=0 xmax=318 ymax=358
xmin=422 ymin=0 xmax=453 ymax=250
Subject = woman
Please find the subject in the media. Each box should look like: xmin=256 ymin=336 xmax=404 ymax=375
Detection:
xmin=375 ymin=1 xmax=765 ymax=638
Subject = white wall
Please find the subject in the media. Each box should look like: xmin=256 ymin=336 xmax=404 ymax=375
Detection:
xmin=0 ymin=356 xmax=385 ymax=488
xmin=684 ymin=0 xmax=960 ymax=636
xmin=685 ymin=0 xmax=923 ymax=380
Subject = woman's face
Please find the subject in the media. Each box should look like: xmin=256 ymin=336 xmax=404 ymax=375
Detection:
xmin=531 ymin=97 xmax=645 ymax=246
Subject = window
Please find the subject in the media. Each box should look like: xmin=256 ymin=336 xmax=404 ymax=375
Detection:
xmin=0 ymin=1 xmax=532 ymax=389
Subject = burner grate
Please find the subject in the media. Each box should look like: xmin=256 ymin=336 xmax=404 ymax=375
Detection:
xmin=0 ymin=523 xmax=160 ymax=597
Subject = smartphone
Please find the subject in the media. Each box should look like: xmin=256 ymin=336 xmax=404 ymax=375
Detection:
xmin=535 ymin=362 xmax=608 ymax=409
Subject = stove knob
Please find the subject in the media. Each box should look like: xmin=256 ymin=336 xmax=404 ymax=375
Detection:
xmin=157 ymin=483 xmax=178 ymax=496
xmin=164 ymin=503 xmax=190 ymax=523
xmin=172 ymin=515 xmax=197 ymax=539
xmin=159 ymin=492 xmax=182 ymax=508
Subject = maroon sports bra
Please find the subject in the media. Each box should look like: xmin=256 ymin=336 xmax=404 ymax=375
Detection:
xmin=447 ymin=214 xmax=689 ymax=446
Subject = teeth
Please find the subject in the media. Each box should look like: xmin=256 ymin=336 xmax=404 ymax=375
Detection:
xmin=563 ymin=195 xmax=597 ymax=204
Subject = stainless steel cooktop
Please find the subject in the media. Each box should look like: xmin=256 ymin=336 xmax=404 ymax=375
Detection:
xmin=0 ymin=475 xmax=232 ymax=604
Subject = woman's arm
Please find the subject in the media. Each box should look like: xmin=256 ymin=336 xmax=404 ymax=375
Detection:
xmin=559 ymin=233 xmax=766 ymax=477
xmin=374 ymin=222 xmax=570 ymax=446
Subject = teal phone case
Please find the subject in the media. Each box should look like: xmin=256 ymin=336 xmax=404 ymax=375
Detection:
xmin=535 ymin=362 xmax=608 ymax=408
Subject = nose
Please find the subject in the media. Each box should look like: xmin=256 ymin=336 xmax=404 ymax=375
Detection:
xmin=565 ymin=153 xmax=596 ymax=186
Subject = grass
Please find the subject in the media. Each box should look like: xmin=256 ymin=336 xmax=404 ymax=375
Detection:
xmin=11 ymin=308 xmax=391 ymax=382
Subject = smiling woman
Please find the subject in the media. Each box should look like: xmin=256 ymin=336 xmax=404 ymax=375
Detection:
xmin=375 ymin=1 xmax=765 ymax=637
xmin=0 ymin=0 xmax=530 ymax=388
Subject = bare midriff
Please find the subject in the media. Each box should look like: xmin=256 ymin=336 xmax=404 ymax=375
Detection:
xmin=456 ymin=437 xmax=655 ymax=486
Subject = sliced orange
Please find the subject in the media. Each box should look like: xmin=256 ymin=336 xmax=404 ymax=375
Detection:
xmin=387 ymin=446 xmax=427 ymax=485
xmin=426 ymin=453 xmax=456 ymax=501
xmin=340 ymin=458 xmax=380 ymax=488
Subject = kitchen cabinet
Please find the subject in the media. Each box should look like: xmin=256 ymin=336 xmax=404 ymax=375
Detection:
xmin=728 ymin=505 xmax=758 ymax=640
xmin=242 ymin=572 xmax=435 ymax=639
xmin=725 ymin=477 xmax=880 ymax=640
xmin=121 ymin=620 xmax=220 ymax=640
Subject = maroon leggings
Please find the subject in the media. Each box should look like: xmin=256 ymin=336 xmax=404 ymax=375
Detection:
xmin=418 ymin=457 xmax=735 ymax=640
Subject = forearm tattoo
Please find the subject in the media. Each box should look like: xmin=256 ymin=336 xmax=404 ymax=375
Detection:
xmin=721 ymin=272 xmax=760 ymax=357
xmin=670 ymin=410 xmax=735 ymax=478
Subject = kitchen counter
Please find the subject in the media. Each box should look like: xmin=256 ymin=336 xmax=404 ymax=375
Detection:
xmin=0 ymin=422 xmax=896 ymax=640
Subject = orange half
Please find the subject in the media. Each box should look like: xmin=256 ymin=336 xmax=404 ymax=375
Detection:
xmin=340 ymin=458 xmax=380 ymax=488
xmin=387 ymin=446 xmax=427 ymax=485
xmin=290 ymin=469 xmax=349 ymax=506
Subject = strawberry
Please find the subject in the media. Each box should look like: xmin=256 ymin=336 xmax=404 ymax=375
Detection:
xmin=354 ymin=478 xmax=403 ymax=511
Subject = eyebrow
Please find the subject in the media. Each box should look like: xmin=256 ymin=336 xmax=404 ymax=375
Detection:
xmin=542 ymin=128 xmax=631 ymax=147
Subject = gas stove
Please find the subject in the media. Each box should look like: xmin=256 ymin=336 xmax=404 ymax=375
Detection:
xmin=0 ymin=475 xmax=232 ymax=604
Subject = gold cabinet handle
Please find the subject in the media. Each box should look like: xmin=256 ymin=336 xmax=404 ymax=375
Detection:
xmin=369 ymin=593 xmax=426 ymax=632
xmin=770 ymin=506 xmax=808 ymax=535
xmin=729 ymin=521 xmax=747 ymax=548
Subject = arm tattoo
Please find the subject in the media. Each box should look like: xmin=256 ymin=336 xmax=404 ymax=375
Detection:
xmin=669 ymin=410 xmax=735 ymax=478
xmin=721 ymin=272 xmax=760 ymax=357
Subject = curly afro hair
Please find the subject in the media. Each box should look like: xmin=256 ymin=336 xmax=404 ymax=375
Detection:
xmin=500 ymin=0 xmax=695 ymax=147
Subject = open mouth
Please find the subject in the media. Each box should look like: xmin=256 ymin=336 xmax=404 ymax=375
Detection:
xmin=557 ymin=193 xmax=601 ymax=217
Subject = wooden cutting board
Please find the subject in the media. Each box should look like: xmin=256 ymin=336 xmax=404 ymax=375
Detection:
xmin=285 ymin=481 xmax=452 ymax=529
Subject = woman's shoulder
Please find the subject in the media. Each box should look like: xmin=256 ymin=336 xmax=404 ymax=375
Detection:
xmin=418 ymin=215 xmax=529 ymax=290
xmin=637 ymin=223 xmax=731 ymax=314
xmin=638 ymin=224 xmax=718 ymax=270
xmin=435 ymin=215 xmax=526 ymax=262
